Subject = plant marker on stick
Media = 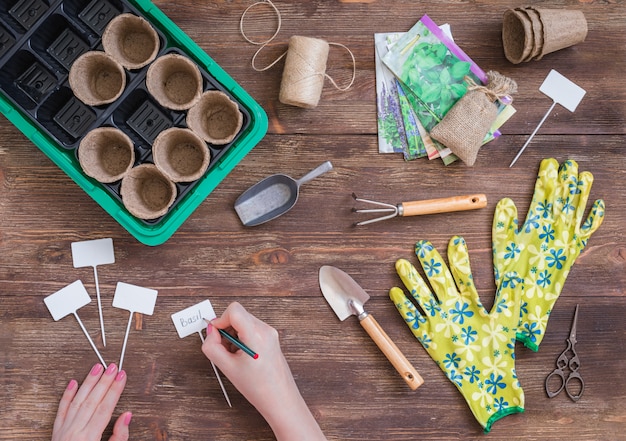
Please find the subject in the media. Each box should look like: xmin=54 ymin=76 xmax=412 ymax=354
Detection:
xmin=510 ymin=70 xmax=586 ymax=167
xmin=171 ymin=300 xmax=232 ymax=407
xmin=112 ymin=282 xmax=157 ymax=371
xmin=71 ymin=238 xmax=115 ymax=346
xmin=44 ymin=280 xmax=107 ymax=367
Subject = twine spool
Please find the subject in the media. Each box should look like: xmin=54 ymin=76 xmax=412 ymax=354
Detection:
xmin=240 ymin=0 xmax=355 ymax=109
xmin=279 ymin=36 xmax=329 ymax=108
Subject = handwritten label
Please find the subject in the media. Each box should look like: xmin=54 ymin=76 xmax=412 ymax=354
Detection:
xmin=171 ymin=300 xmax=216 ymax=338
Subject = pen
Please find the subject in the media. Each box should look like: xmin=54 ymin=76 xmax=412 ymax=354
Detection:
xmin=204 ymin=319 xmax=259 ymax=359
xmin=218 ymin=328 xmax=259 ymax=359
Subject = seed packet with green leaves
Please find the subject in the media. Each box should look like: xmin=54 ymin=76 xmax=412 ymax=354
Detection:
xmin=383 ymin=15 xmax=516 ymax=164
xmin=396 ymin=80 xmax=457 ymax=163
xmin=382 ymin=15 xmax=481 ymax=130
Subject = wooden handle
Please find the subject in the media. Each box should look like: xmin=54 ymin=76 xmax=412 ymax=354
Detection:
xmin=360 ymin=314 xmax=424 ymax=390
xmin=401 ymin=193 xmax=487 ymax=217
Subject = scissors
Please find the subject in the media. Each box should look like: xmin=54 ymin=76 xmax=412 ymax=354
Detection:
xmin=545 ymin=304 xmax=584 ymax=401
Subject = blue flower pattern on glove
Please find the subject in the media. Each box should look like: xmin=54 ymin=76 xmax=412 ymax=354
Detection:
xmin=390 ymin=237 xmax=524 ymax=432
xmin=492 ymin=159 xmax=605 ymax=351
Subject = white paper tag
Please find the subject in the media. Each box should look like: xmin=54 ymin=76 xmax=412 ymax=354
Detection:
xmin=71 ymin=238 xmax=115 ymax=268
xmin=539 ymin=69 xmax=586 ymax=112
xmin=171 ymin=300 xmax=217 ymax=338
xmin=44 ymin=280 xmax=91 ymax=321
xmin=112 ymin=282 xmax=157 ymax=315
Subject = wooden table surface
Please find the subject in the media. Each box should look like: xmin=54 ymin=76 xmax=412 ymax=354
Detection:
xmin=1 ymin=1 xmax=625 ymax=440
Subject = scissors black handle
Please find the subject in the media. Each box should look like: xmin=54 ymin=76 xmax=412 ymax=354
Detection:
xmin=545 ymin=339 xmax=585 ymax=401
xmin=545 ymin=367 xmax=585 ymax=401
xmin=564 ymin=370 xmax=584 ymax=401
xmin=546 ymin=342 xmax=570 ymax=398
xmin=545 ymin=366 xmax=567 ymax=398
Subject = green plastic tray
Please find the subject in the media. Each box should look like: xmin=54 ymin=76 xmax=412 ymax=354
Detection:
xmin=0 ymin=0 xmax=267 ymax=245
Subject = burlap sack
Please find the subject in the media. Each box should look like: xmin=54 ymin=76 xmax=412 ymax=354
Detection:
xmin=430 ymin=71 xmax=518 ymax=166
xmin=430 ymin=91 xmax=497 ymax=166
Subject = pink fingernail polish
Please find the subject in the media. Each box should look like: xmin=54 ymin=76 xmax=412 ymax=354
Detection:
xmin=207 ymin=323 xmax=213 ymax=334
xmin=115 ymin=370 xmax=126 ymax=382
xmin=124 ymin=412 xmax=133 ymax=426
xmin=67 ymin=379 xmax=78 ymax=391
xmin=90 ymin=363 xmax=104 ymax=376
xmin=105 ymin=363 xmax=117 ymax=375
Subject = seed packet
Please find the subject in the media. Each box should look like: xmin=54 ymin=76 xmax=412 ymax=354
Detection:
xmin=395 ymin=78 xmax=427 ymax=159
xmin=374 ymin=32 xmax=433 ymax=160
xmin=383 ymin=15 xmax=479 ymax=126
xmin=375 ymin=33 xmax=411 ymax=156
xmin=383 ymin=15 xmax=516 ymax=164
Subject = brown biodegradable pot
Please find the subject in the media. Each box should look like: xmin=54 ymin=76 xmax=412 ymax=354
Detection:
xmin=152 ymin=128 xmax=211 ymax=182
xmin=502 ymin=9 xmax=533 ymax=64
xmin=102 ymin=13 xmax=160 ymax=70
xmin=69 ymin=51 xmax=126 ymax=106
xmin=186 ymin=91 xmax=243 ymax=145
xmin=78 ymin=127 xmax=135 ymax=183
xmin=531 ymin=8 xmax=587 ymax=60
xmin=120 ymin=164 xmax=177 ymax=220
xmin=146 ymin=54 xmax=203 ymax=110
xmin=523 ymin=7 xmax=544 ymax=61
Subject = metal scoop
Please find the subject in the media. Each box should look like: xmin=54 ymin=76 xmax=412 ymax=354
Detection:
xmin=234 ymin=161 xmax=333 ymax=226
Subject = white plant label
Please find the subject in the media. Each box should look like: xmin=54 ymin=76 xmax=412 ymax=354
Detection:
xmin=171 ymin=300 xmax=217 ymax=339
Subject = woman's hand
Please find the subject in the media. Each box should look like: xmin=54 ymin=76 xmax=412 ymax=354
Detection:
xmin=202 ymin=302 xmax=326 ymax=441
xmin=52 ymin=363 xmax=131 ymax=441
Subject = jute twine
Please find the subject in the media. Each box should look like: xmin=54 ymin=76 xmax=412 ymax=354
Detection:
xmin=465 ymin=71 xmax=518 ymax=104
xmin=239 ymin=0 xmax=355 ymax=108
xmin=430 ymin=71 xmax=517 ymax=166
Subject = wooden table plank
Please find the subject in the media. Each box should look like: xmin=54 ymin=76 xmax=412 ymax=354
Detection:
xmin=1 ymin=0 xmax=625 ymax=440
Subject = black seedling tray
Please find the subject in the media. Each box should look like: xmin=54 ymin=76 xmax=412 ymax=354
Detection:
xmin=0 ymin=0 xmax=268 ymax=245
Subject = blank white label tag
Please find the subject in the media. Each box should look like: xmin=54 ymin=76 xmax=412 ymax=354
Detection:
xmin=112 ymin=282 xmax=157 ymax=315
xmin=171 ymin=300 xmax=217 ymax=338
xmin=71 ymin=238 xmax=115 ymax=268
xmin=44 ymin=280 xmax=91 ymax=321
xmin=539 ymin=69 xmax=586 ymax=112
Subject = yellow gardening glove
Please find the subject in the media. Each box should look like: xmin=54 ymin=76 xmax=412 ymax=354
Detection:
xmin=493 ymin=159 xmax=605 ymax=350
xmin=390 ymin=237 xmax=524 ymax=432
